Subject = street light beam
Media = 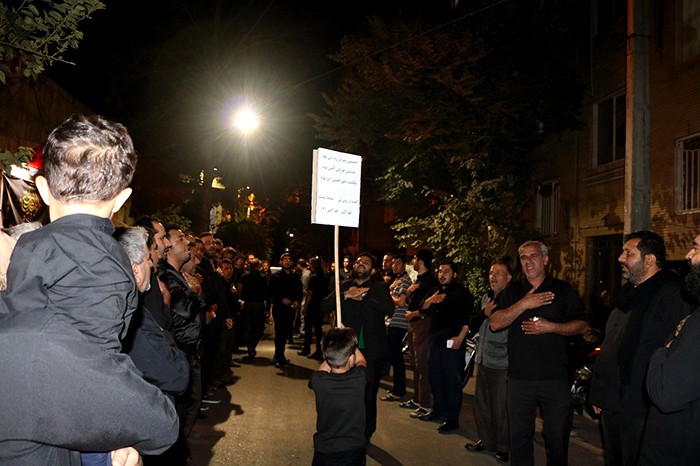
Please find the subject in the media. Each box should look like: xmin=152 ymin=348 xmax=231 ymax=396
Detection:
xmin=233 ymin=107 xmax=260 ymax=133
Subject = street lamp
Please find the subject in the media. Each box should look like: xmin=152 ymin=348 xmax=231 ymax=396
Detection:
xmin=232 ymin=107 xmax=260 ymax=133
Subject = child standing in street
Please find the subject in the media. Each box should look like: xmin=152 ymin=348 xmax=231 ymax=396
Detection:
xmin=309 ymin=328 xmax=368 ymax=466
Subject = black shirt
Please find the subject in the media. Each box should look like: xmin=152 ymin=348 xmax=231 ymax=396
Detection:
xmin=3 ymin=214 xmax=137 ymax=353
xmin=425 ymin=282 xmax=475 ymax=348
xmin=268 ymin=269 xmax=303 ymax=308
xmin=309 ymin=365 xmax=367 ymax=453
xmin=494 ymin=275 xmax=587 ymax=381
xmin=240 ymin=269 xmax=268 ymax=302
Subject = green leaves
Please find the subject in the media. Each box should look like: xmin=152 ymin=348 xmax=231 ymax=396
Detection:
xmin=0 ymin=146 xmax=33 ymax=170
xmin=0 ymin=0 xmax=105 ymax=84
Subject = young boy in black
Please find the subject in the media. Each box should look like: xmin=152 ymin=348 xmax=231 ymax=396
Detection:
xmin=309 ymin=328 xmax=368 ymax=466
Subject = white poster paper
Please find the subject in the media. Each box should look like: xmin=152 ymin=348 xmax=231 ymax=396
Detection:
xmin=311 ymin=148 xmax=362 ymax=228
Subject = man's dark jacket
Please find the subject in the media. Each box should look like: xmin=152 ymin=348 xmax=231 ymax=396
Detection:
xmin=590 ymin=269 xmax=694 ymax=417
xmin=321 ymin=278 xmax=393 ymax=360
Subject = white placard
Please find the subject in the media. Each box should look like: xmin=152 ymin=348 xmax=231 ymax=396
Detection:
xmin=311 ymin=147 xmax=362 ymax=228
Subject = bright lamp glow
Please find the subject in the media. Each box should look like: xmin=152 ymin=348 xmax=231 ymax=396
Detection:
xmin=233 ymin=107 xmax=260 ymax=133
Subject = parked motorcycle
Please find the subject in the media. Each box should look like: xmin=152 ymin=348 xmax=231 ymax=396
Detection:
xmin=570 ymin=328 xmax=602 ymax=419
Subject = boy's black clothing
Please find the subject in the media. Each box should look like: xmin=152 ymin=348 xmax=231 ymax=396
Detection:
xmin=320 ymin=279 xmax=393 ymax=439
xmin=309 ymin=365 xmax=367 ymax=455
xmin=2 ymin=214 xmax=138 ymax=353
xmin=0 ymin=214 xmax=178 ymax=463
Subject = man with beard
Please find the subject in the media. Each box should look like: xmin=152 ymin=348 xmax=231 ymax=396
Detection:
xmin=161 ymin=226 xmax=207 ymax=442
xmin=420 ymin=262 xmax=474 ymax=433
xmin=589 ymin=231 xmax=694 ymax=466
xmin=402 ymin=249 xmax=439 ymax=419
xmin=638 ymin=235 xmax=700 ymax=465
xmin=321 ymin=252 xmax=394 ymax=440
xmin=134 ymin=216 xmax=172 ymax=331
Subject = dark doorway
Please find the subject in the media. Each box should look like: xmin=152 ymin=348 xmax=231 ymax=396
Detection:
xmin=588 ymin=234 xmax=623 ymax=332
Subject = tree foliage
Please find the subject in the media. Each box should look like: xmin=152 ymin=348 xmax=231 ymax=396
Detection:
xmin=0 ymin=146 xmax=32 ymax=169
xmin=312 ymin=6 xmax=582 ymax=293
xmin=0 ymin=0 xmax=104 ymax=84
xmin=154 ymin=205 xmax=192 ymax=234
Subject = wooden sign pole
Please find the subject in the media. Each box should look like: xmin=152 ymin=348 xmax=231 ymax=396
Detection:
xmin=334 ymin=224 xmax=342 ymax=327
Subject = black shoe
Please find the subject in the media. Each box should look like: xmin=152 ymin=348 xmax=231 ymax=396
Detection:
xmin=409 ymin=407 xmax=430 ymax=419
xmin=275 ymin=358 xmax=289 ymax=368
xmin=437 ymin=420 xmax=459 ymax=433
xmin=418 ymin=411 xmax=442 ymax=422
xmin=495 ymin=452 xmax=509 ymax=463
xmin=399 ymin=400 xmax=420 ymax=410
xmin=465 ymin=440 xmax=485 ymax=452
xmin=298 ymin=350 xmax=310 ymax=356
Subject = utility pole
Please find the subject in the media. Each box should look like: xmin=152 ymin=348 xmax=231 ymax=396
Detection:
xmin=624 ymin=0 xmax=651 ymax=233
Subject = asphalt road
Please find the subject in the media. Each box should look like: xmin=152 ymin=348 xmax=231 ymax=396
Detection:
xmin=188 ymin=327 xmax=604 ymax=465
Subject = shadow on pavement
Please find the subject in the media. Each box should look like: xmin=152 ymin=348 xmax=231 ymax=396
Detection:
xmin=367 ymin=443 xmax=404 ymax=466
xmin=274 ymin=362 xmax=316 ymax=380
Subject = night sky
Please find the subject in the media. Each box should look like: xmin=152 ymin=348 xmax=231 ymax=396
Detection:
xmin=47 ymin=0 xmax=448 ymax=212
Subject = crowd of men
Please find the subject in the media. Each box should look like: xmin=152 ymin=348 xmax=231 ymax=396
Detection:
xmin=0 ymin=113 xmax=698 ymax=466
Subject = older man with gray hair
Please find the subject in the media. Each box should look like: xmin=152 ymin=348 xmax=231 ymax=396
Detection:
xmin=115 ymin=226 xmax=189 ymax=400
xmin=490 ymin=240 xmax=588 ymax=466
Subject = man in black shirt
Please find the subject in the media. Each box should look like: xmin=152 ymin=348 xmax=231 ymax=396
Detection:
xmin=490 ymin=241 xmax=588 ymax=466
xmin=240 ymin=258 xmax=268 ymax=358
xmin=268 ymin=252 xmax=303 ymax=367
xmin=402 ymin=249 xmax=439 ymax=418
xmin=300 ymin=258 xmax=330 ymax=358
xmin=421 ymin=262 xmax=474 ymax=433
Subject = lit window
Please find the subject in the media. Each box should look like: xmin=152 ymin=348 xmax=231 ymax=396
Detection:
xmin=537 ymin=180 xmax=560 ymax=237
xmin=594 ymin=92 xmax=626 ymax=166
xmin=676 ymin=134 xmax=700 ymax=213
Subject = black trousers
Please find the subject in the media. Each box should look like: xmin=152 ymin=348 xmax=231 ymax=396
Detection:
xmin=365 ymin=357 xmax=385 ymax=439
xmin=507 ymin=378 xmax=572 ymax=466
xmin=386 ymin=326 xmax=407 ymax=396
xmin=272 ymin=304 xmax=294 ymax=362
xmin=473 ymin=364 xmax=509 ymax=452
xmin=243 ymin=301 xmax=266 ymax=353
xmin=428 ymin=345 xmax=465 ymax=422
xmin=303 ymin=309 xmax=324 ymax=354
xmin=600 ymin=409 xmax=646 ymax=466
